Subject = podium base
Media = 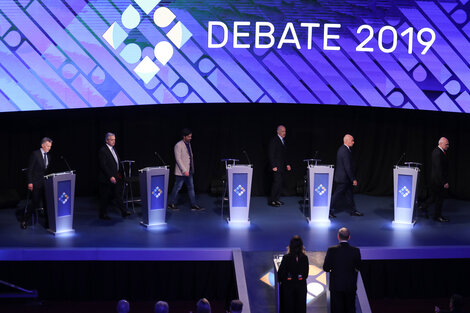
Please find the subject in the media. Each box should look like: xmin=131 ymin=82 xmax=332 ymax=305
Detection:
xmin=226 ymin=218 xmax=250 ymax=227
xmin=392 ymin=220 xmax=416 ymax=228
xmin=307 ymin=218 xmax=331 ymax=226
xmin=47 ymin=228 xmax=75 ymax=236
xmin=140 ymin=221 xmax=167 ymax=228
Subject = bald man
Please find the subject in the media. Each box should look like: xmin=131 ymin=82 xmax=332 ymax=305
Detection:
xmin=330 ymin=135 xmax=363 ymax=217
xmin=323 ymin=227 xmax=361 ymax=313
xmin=268 ymin=125 xmax=291 ymax=207
xmin=420 ymin=137 xmax=450 ymax=223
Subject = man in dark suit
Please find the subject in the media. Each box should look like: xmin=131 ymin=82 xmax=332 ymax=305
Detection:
xmin=21 ymin=137 xmax=53 ymax=229
xmin=268 ymin=125 xmax=291 ymax=207
xmin=98 ymin=132 xmax=131 ymax=220
xmin=420 ymin=137 xmax=450 ymax=223
xmin=330 ymin=134 xmax=363 ymax=217
xmin=323 ymin=227 xmax=362 ymax=313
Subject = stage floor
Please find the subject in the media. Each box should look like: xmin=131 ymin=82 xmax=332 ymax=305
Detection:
xmin=1 ymin=194 xmax=470 ymax=260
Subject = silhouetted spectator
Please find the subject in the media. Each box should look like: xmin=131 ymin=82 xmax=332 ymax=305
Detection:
xmin=196 ymin=298 xmax=211 ymax=313
xmin=435 ymin=294 xmax=464 ymax=313
xmin=228 ymin=299 xmax=243 ymax=313
xmin=155 ymin=300 xmax=169 ymax=313
xmin=117 ymin=299 xmax=129 ymax=313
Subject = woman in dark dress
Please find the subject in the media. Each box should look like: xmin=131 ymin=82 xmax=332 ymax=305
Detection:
xmin=278 ymin=235 xmax=310 ymax=313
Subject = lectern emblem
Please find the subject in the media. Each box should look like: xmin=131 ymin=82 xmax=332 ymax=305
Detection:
xmin=152 ymin=186 xmax=163 ymax=199
xmin=399 ymin=186 xmax=410 ymax=197
xmin=315 ymin=184 xmax=327 ymax=196
xmin=59 ymin=192 xmax=69 ymax=205
xmin=234 ymin=185 xmax=246 ymax=196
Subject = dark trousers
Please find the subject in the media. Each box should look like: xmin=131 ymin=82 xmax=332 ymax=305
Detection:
xmin=280 ymin=282 xmax=307 ymax=313
xmin=23 ymin=182 xmax=49 ymax=227
xmin=270 ymin=170 xmax=286 ymax=202
xmin=99 ymin=180 xmax=126 ymax=216
xmin=422 ymin=185 xmax=445 ymax=218
xmin=330 ymin=290 xmax=356 ymax=313
xmin=331 ymin=182 xmax=356 ymax=213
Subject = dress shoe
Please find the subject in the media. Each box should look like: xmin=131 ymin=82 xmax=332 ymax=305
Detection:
xmin=350 ymin=210 xmax=364 ymax=216
xmin=276 ymin=200 xmax=285 ymax=206
xmin=167 ymin=204 xmax=179 ymax=210
xmin=99 ymin=214 xmax=111 ymax=220
xmin=329 ymin=212 xmax=337 ymax=218
xmin=20 ymin=221 xmax=27 ymax=229
xmin=121 ymin=211 xmax=131 ymax=218
xmin=434 ymin=216 xmax=449 ymax=223
xmin=268 ymin=201 xmax=280 ymax=207
xmin=191 ymin=205 xmax=205 ymax=211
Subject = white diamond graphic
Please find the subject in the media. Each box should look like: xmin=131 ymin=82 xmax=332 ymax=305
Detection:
xmin=134 ymin=56 xmax=160 ymax=84
xmin=102 ymin=22 xmax=128 ymax=49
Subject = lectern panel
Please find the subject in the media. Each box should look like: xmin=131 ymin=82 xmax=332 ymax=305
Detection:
xmin=232 ymin=173 xmax=248 ymax=208
xmin=150 ymin=175 xmax=165 ymax=210
xmin=312 ymin=173 xmax=329 ymax=207
xmin=57 ymin=180 xmax=72 ymax=217
xmin=397 ymin=174 xmax=413 ymax=209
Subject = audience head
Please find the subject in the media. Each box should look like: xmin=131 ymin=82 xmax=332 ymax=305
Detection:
xmin=40 ymin=137 xmax=53 ymax=152
xmin=116 ymin=299 xmax=129 ymax=313
xmin=277 ymin=125 xmax=286 ymax=138
xmin=196 ymin=298 xmax=211 ymax=313
xmin=287 ymin=235 xmax=305 ymax=256
xmin=154 ymin=300 xmax=169 ymax=313
xmin=450 ymin=294 xmax=463 ymax=311
xmin=337 ymin=227 xmax=350 ymax=241
xmin=229 ymin=299 xmax=243 ymax=313
xmin=343 ymin=134 xmax=354 ymax=148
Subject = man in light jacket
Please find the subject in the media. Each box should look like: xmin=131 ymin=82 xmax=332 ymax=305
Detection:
xmin=167 ymin=128 xmax=204 ymax=211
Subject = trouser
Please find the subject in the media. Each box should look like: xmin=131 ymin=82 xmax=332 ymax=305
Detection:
xmin=422 ymin=185 xmax=445 ymax=218
xmin=331 ymin=182 xmax=356 ymax=213
xmin=23 ymin=181 xmax=49 ymax=227
xmin=168 ymin=174 xmax=196 ymax=206
xmin=330 ymin=290 xmax=356 ymax=313
xmin=99 ymin=180 xmax=126 ymax=216
xmin=269 ymin=170 xmax=286 ymax=202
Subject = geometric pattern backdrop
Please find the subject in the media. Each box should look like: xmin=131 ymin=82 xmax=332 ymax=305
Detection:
xmin=0 ymin=0 xmax=469 ymax=112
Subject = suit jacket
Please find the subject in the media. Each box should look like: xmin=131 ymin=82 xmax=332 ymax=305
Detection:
xmin=268 ymin=136 xmax=288 ymax=170
xmin=431 ymin=147 xmax=448 ymax=188
xmin=323 ymin=242 xmax=361 ymax=292
xmin=174 ymin=140 xmax=194 ymax=176
xmin=27 ymin=149 xmax=52 ymax=186
xmin=98 ymin=144 xmax=122 ymax=183
xmin=334 ymin=145 xmax=355 ymax=184
xmin=278 ymin=253 xmax=309 ymax=285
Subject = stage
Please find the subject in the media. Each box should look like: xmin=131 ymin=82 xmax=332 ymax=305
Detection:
xmin=1 ymin=194 xmax=470 ymax=257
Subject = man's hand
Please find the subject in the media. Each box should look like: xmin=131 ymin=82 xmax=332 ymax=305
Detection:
xmin=353 ymin=180 xmax=358 ymax=186
xmin=110 ymin=177 xmax=117 ymax=184
xmin=286 ymin=165 xmax=291 ymax=171
xmin=272 ymin=167 xmax=278 ymax=172
xmin=28 ymin=183 xmax=33 ymax=191
xmin=184 ymin=171 xmax=190 ymax=177
xmin=444 ymin=183 xmax=449 ymax=189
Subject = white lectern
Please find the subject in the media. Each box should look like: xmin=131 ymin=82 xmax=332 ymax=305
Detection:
xmin=44 ymin=171 xmax=76 ymax=235
xmin=393 ymin=164 xmax=420 ymax=226
xmin=139 ymin=166 xmax=169 ymax=227
xmin=305 ymin=159 xmax=334 ymax=225
xmin=225 ymin=160 xmax=252 ymax=226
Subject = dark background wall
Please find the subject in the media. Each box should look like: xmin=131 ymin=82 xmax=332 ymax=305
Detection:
xmin=1 ymin=103 xmax=469 ymax=199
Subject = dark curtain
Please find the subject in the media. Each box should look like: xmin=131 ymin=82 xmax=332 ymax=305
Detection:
xmin=361 ymin=259 xmax=470 ymax=300
xmin=1 ymin=103 xmax=469 ymax=199
xmin=0 ymin=261 xmax=237 ymax=301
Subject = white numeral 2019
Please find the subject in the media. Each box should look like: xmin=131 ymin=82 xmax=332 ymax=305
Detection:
xmin=356 ymin=25 xmax=435 ymax=55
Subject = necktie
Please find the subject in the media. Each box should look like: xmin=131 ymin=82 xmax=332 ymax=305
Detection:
xmin=44 ymin=153 xmax=48 ymax=168
xmin=111 ymin=147 xmax=119 ymax=170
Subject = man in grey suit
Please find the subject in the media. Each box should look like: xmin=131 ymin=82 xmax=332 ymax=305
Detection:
xmin=167 ymin=128 xmax=204 ymax=211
